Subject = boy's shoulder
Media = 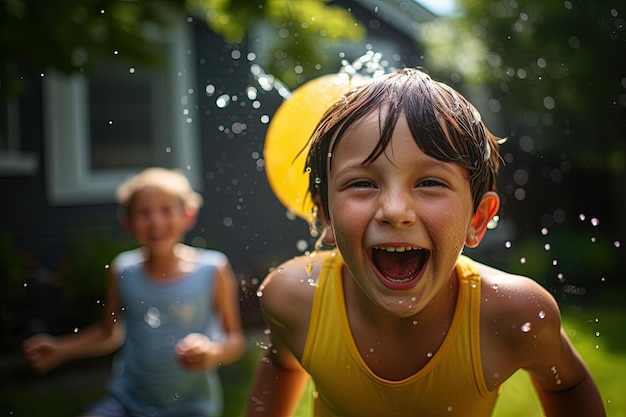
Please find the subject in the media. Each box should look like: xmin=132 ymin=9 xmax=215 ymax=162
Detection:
xmin=472 ymin=259 xmax=555 ymax=302
xmin=472 ymin=258 xmax=562 ymax=341
xmin=112 ymin=248 xmax=144 ymax=272
xmin=191 ymin=246 xmax=228 ymax=267
xmin=470 ymin=259 xmax=570 ymax=387
xmin=264 ymin=250 xmax=336 ymax=288
xmin=258 ymin=251 xmax=335 ymax=322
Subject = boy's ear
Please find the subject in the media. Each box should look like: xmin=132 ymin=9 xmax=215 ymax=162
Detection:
xmin=117 ymin=209 xmax=132 ymax=233
xmin=184 ymin=208 xmax=199 ymax=230
xmin=314 ymin=198 xmax=336 ymax=246
xmin=466 ymin=191 xmax=500 ymax=248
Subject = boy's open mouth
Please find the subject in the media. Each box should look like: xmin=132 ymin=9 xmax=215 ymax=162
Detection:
xmin=371 ymin=246 xmax=428 ymax=286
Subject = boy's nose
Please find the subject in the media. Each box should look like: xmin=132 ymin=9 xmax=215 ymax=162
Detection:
xmin=375 ymin=189 xmax=417 ymax=227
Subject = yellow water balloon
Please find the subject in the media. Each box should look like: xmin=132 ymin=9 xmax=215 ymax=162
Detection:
xmin=264 ymin=74 xmax=359 ymax=222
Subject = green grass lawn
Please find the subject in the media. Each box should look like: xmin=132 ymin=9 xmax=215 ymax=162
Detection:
xmin=2 ymin=306 xmax=624 ymax=416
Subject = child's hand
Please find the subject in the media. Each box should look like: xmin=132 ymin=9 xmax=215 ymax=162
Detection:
xmin=175 ymin=333 xmax=220 ymax=371
xmin=22 ymin=334 xmax=63 ymax=374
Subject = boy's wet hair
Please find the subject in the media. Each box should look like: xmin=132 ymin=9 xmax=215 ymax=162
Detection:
xmin=116 ymin=167 xmax=203 ymax=215
xmin=306 ymin=67 xmax=502 ymax=218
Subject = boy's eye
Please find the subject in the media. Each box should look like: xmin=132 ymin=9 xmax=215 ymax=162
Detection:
xmin=348 ymin=180 xmax=376 ymax=189
xmin=418 ymin=178 xmax=444 ymax=187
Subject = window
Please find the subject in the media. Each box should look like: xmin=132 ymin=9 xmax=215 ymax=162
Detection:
xmin=44 ymin=19 xmax=200 ymax=205
xmin=0 ymin=97 xmax=37 ymax=175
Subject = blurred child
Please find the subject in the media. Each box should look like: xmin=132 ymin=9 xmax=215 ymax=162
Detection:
xmin=23 ymin=167 xmax=245 ymax=417
xmin=245 ymin=68 xmax=605 ymax=416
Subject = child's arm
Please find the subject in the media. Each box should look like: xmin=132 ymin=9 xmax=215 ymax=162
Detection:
xmin=517 ymin=282 xmax=605 ymax=416
xmin=246 ymin=338 xmax=310 ymax=416
xmin=176 ymin=260 xmax=245 ymax=370
xmin=245 ymin=256 xmax=317 ymax=416
xmin=526 ymin=327 xmax=605 ymax=416
xmin=22 ymin=268 xmax=124 ymax=373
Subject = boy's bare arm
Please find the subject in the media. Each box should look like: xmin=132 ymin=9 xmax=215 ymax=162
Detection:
xmin=245 ymin=256 xmax=318 ymax=416
xmin=211 ymin=262 xmax=246 ymax=365
xmin=177 ymin=261 xmax=245 ymax=371
xmin=245 ymin=341 xmax=310 ymax=417
xmin=532 ymin=356 xmax=605 ymax=417
xmin=527 ymin=327 xmax=605 ymax=417
xmin=517 ymin=282 xmax=605 ymax=416
xmin=481 ymin=266 xmax=605 ymax=416
xmin=246 ymin=300 xmax=310 ymax=416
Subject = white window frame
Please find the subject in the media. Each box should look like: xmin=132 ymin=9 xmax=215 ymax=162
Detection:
xmin=44 ymin=19 xmax=200 ymax=205
xmin=0 ymin=98 xmax=38 ymax=176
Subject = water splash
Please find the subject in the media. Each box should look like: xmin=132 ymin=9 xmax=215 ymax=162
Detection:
xmin=144 ymin=307 xmax=161 ymax=328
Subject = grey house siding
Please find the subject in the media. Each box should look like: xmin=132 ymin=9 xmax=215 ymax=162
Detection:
xmin=0 ymin=65 xmax=123 ymax=269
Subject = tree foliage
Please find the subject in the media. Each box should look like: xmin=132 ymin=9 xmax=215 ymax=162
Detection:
xmin=0 ymin=0 xmax=363 ymax=96
xmin=190 ymin=0 xmax=364 ymax=86
xmin=423 ymin=0 xmax=625 ymax=172
xmin=0 ymin=0 xmax=190 ymax=96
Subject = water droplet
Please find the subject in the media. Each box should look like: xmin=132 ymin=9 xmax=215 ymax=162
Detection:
xmin=216 ymin=94 xmax=231 ymax=108
xmin=579 ymin=213 xmax=586 ymax=221
xmin=493 ymin=372 xmax=500 ymax=378
xmin=73 ymin=327 xmax=78 ymax=333
xmin=144 ymin=307 xmax=161 ymax=328
xmin=614 ymin=241 xmax=621 ymax=248
xmin=591 ymin=218 xmax=600 ymax=226
xmin=426 ymin=352 xmax=433 ymax=358
xmin=256 ymin=290 xmax=263 ymax=297
xmin=521 ymin=322 xmax=532 ymax=332
xmin=520 ymin=257 xmax=527 ymax=264
xmin=541 ymin=227 xmax=549 ymax=236
xmin=492 ymin=284 xmax=499 ymax=290
xmin=595 ymin=331 xmax=600 ymax=337
xmin=412 ymin=320 xmax=418 ymax=325
xmin=538 ymin=310 xmax=546 ymax=319
xmin=447 ymin=406 xmax=453 ymax=412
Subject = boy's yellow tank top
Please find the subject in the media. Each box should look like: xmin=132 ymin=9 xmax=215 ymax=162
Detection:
xmin=301 ymin=252 xmax=500 ymax=417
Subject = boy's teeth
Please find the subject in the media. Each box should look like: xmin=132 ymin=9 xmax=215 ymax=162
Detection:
xmin=374 ymin=246 xmax=419 ymax=253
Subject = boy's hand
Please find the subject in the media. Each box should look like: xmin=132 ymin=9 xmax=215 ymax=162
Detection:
xmin=22 ymin=334 xmax=63 ymax=374
xmin=175 ymin=333 xmax=220 ymax=371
